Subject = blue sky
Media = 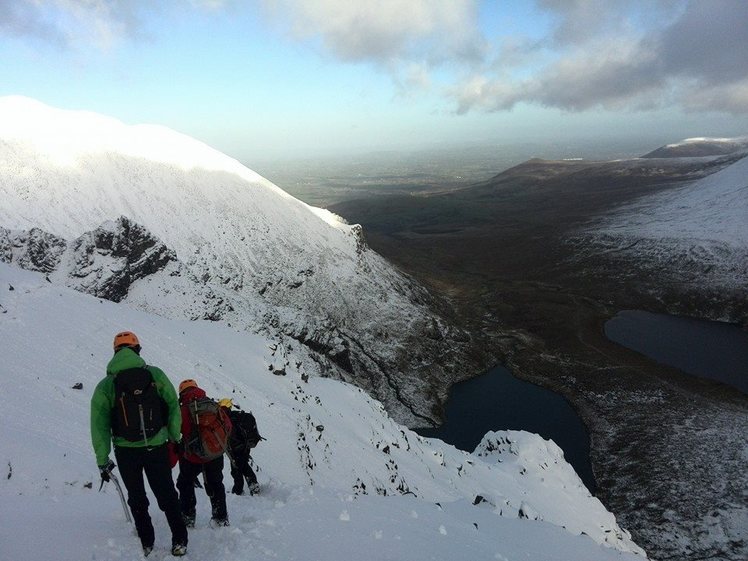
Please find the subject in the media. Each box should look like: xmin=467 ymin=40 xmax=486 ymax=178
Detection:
xmin=2 ymin=1 xmax=747 ymax=162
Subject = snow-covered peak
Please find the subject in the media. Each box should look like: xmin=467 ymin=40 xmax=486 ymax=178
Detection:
xmin=666 ymin=136 xmax=748 ymax=147
xmin=0 ymin=95 xmax=336 ymax=243
xmin=0 ymin=96 xmax=262 ymax=181
xmin=642 ymin=135 xmax=748 ymax=158
xmin=0 ymin=96 xmax=488 ymax=426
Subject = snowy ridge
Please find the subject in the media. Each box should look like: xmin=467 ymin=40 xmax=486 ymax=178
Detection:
xmin=642 ymin=136 xmax=748 ymax=158
xmin=0 ymin=96 xmax=488 ymax=425
xmin=0 ymin=263 xmax=645 ymax=560
xmin=579 ymin=155 xmax=748 ymax=297
xmin=593 ymin=155 xmax=748 ymax=247
xmin=663 ymin=136 xmax=748 ymax=149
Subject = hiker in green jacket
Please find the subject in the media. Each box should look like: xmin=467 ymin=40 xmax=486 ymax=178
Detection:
xmin=90 ymin=331 xmax=188 ymax=557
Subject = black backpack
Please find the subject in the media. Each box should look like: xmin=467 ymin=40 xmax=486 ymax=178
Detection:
xmin=111 ymin=367 xmax=167 ymax=443
xmin=229 ymin=410 xmax=262 ymax=450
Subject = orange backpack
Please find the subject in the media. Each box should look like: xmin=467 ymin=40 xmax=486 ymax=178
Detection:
xmin=185 ymin=397 xmax=232 ymax=461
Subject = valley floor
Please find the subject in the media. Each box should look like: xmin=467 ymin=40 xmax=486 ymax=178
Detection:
xmin=328 ymin=157 xmax=748 ymax=561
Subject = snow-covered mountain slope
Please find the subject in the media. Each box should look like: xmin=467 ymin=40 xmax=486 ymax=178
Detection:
xmin=575 ymin=154 xmax=748 ymax=318
xmin=0 ymin=263 xmax=645 ymax=560
xmin=0 ymin=96 xmax=489 ymax=426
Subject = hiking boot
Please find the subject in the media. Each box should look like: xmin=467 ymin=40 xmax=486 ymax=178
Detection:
xmin=210 ymin=517 xmax=230 ymax=527
xmin=231 ymin=486 xmax=243 ymax=495
xmin=248 ymin=482 xmax=260 ymax=496
xmin=171 ymin=543 xmax=187 ymax=556
xmin=182 ymin=512 xmax=195 ymax=528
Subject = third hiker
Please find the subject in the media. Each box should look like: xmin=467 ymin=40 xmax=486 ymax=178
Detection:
xmin=219 ymin=398 xmax=263 ymax=496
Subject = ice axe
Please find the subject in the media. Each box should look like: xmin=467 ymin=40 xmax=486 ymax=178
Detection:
xmin=99 ymin=466 xmax=132 ymax=524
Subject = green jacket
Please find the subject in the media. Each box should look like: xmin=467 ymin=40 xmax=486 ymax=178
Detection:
xmin=90 ymin=348 xmax=182 ymax=466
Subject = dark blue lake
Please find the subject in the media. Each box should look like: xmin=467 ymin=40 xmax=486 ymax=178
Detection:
xmin=415 ymin=365 xmax=596 ymax=494
xmin=605 ymin=310 xmax=748 ymax=394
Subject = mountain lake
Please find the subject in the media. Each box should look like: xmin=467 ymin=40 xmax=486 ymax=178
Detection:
xmin=415 ymin=365 xmax=596 ymax=494
xmin=605 ymin=310 xmax=748 ymax=395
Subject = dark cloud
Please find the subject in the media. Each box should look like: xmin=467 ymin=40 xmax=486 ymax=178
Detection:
xmin=537 ymin=0 xmax=632 ymax=46
xmin=454 ymin=0 xmax=748 ymax=114
xmin=656 ymin=0 xmax=748 ymax=81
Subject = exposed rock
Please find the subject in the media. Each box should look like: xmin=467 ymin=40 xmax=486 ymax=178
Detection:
xmin=68 ymin=217 xmax=177 ymax=302
xmin=2 ymin=218 xmax=177 ymax=302
xmin=0 ymin=226 xmax=66 ymax=273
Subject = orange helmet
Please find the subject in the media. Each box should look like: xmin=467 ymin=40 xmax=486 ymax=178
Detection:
xmin=179 ymin=379 xmax=198 ymax=394
xmin=113 ymin=331 xmax=140 ymax=351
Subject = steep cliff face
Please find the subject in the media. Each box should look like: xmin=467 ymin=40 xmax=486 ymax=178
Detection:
xmin=0 ymin=97 xmax=491 ymax=425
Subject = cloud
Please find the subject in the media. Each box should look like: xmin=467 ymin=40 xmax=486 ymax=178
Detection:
xmin=262 ymin=0 xmax=486 ymax=66
xmin=261 ymin=0 xmax=748 ymax=115
xmin=656 ymin=0 xmax=748 ymax=82
xmin=4 ymin=0 xmax=746 ymax=116
xmin=0 ymin=0 xmax=66 ymax=45
xmin=0 ymin=0 xmax=146 ymax=51
xmin=453 ymin=0 xmax=748 ymax=114
xmin=682 ymin=79 xmax=748 ymax=115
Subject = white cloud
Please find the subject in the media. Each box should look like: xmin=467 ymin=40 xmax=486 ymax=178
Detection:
xmin=0 ymin=0 xmax=146 ymax=51
xmin=682 ymin=79 xmax=748 ymax=115
xmin=262 ymin=0 xmax=485 ymax=65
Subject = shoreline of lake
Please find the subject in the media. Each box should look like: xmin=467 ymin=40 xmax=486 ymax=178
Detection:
xmin=415 ymin=364 xmax=597 ymax=494
xmin=605 ymin=310 xmax=748 ymax=395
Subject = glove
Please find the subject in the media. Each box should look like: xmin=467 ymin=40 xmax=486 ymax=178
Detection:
xmin=99 ymin=459 xmax=115 ymax=483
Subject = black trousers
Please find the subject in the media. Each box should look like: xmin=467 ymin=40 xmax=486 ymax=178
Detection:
xmin=177 ymin=456 xmax=227 ymax=520
xmin=229 ymin=446 xmax=258 ymax=493
xmin=114 ymin=444 xmax=188 ymax=548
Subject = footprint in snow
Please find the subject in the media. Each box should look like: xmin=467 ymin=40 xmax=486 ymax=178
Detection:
xmin=339 ymin=510 xmax=350 ymax=522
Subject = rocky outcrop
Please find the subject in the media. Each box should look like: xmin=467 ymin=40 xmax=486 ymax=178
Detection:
xmin=68 ymin=217 xmax=177 ymax=301
xmin=1 ymin=217 xmax=177 ymax=302
xmin=0 ymin=227 xmax=66 ymax=273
